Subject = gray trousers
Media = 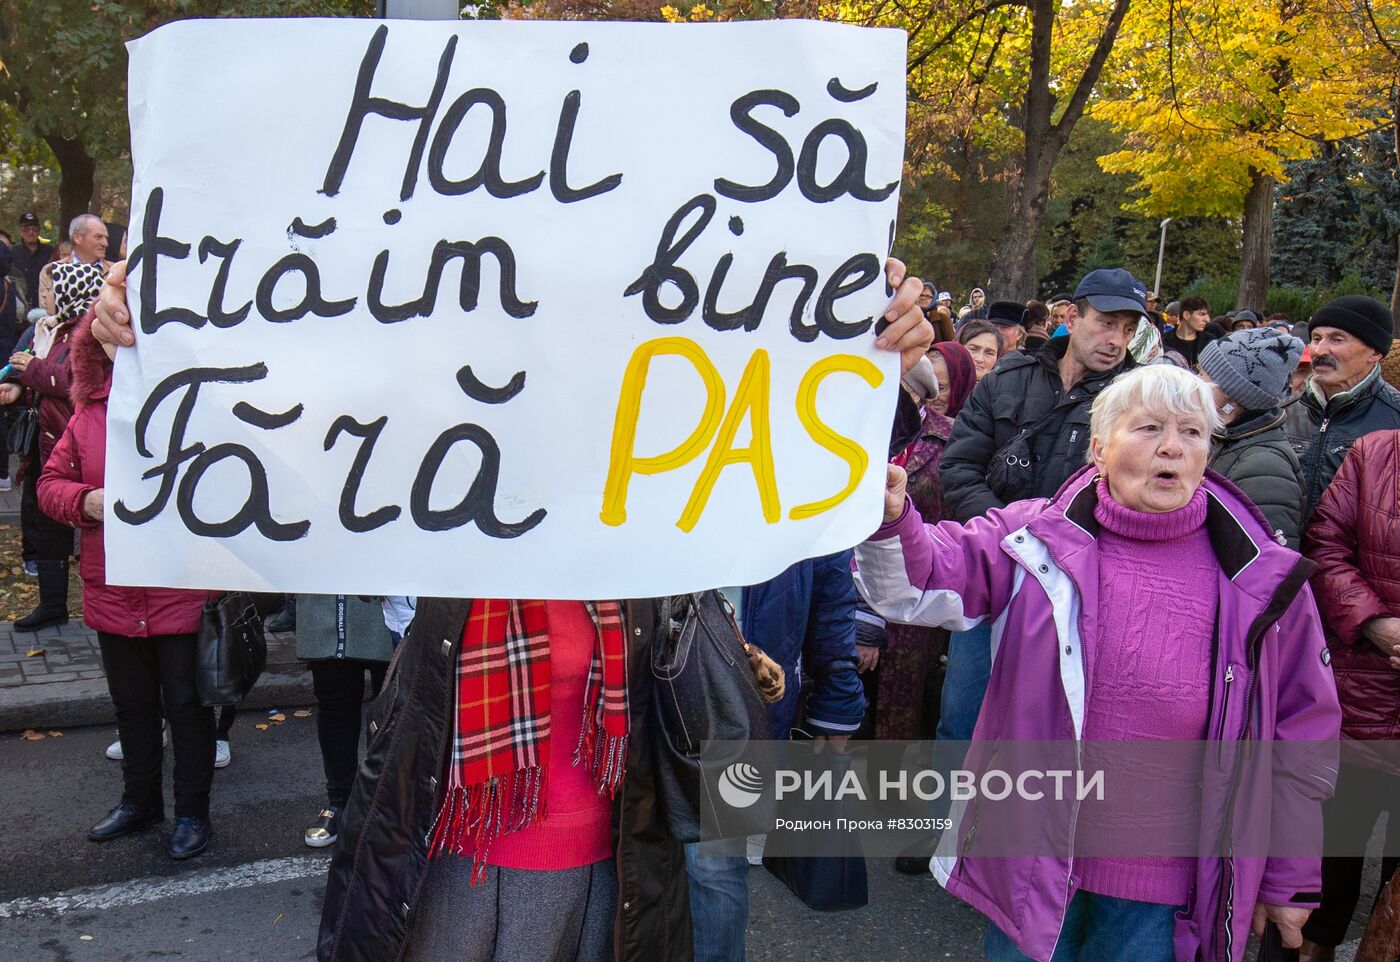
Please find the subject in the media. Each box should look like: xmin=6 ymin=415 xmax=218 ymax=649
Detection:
xmin=403 ymin=857 xmax=616 ymax=962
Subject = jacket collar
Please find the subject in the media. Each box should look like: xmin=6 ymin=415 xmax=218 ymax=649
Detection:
xmin=1031 ymin=335 xmax=1137 ymax=387
xmin=1304 ymin=363 xmax=1382 ymax=414
xmin=1030 ymin=465 xmax=1291 ymax=586
xmin=1214 ymin=408 xmax=1284 ymax=442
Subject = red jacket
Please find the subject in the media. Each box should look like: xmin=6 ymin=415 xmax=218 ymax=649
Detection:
xmin=1306 ymin=430 xmax=1400 ymax=743
xmin=36 ymin=312 xmax=205 ymax=637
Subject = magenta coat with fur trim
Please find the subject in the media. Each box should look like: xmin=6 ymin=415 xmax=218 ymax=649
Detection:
xmin=36 ymin=309 xmax=205 ymax=636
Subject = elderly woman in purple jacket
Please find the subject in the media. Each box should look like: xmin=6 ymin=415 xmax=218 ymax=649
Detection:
xmin=855 ymin=365 xmax=1341 ymax=961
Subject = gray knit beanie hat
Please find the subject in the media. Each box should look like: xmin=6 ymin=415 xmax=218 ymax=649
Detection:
xmin=1199 ymin=328 xmax=1305 ymax=412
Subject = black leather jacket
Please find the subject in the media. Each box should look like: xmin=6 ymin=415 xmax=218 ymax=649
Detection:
xmin=1284 ymin=371 xmax=1400 ymax=526
xmin=317 ymin=598 xmax=692 ymax=962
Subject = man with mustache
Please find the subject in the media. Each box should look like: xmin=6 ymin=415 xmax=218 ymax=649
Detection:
xmin=1285 ymin=295 xmax=1400 ymax=525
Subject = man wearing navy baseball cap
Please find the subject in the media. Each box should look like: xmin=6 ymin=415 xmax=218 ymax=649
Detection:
xmin=935 ymin=268 xmax=1142 ymax=763
xmin=943 ymin=266 xmax=1146 ymax=522
xmin=12 ymin=213 xmax=52 ymax=308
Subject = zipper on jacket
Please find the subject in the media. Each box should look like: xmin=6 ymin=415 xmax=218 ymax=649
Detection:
xmin=1216 ymin=665 xmax=1235 ymax=767
xmin=1212 ymin=559 xmax=1313 ymax=954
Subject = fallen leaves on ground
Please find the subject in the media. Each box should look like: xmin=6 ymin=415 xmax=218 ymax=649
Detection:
xmin=255 ymin=723 xmax=270 ymax=731
xmin=46 ymin=730 xmax=62 ymax=737
xmin=0 ymin=524 xmax=83 ymax=622
xmin=25 ymin=648 xmax=45 ymax=657
xmin=268 ymin=712 xmax=286 ymax=723
xmin=293 ymin=710 xmax=312 ymax=718
xmin=20 ymin=729 xmax=46 ymax=740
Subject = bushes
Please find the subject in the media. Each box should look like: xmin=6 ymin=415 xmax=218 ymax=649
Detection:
xmin=1177 ymin=272 xmax=1386 ymax=323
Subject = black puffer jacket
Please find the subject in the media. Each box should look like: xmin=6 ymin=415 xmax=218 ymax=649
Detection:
xmin=1208 ymin=410 xmax=1303 ymax=549
xmin=1284 ymin=371 xmax=1400 ymax=526
xmin=939 ymin=337 xmax=1132 ymax=523
xmin=317 ymin=598 xmax=692 ymax=962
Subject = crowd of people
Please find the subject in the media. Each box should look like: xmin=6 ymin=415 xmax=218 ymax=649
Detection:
xmin=5 ymin=201 xmax=1400 ymax=962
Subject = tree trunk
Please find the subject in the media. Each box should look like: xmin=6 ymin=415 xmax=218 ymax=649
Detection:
xmin=1391 ymin=237 xmax=1399 ymax=319
xmin=986 ymin=0 xmax=1132 ymax=301
xmin=990 ymin=180 xmax=1046 ymax=299
xmin=1237 ymin=168 xmax=1275 ymax=312
xmin=43 ymin=134 xmax=97 ymax=241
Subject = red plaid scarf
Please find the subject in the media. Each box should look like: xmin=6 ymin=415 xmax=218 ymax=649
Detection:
xmin=428 ymin=599 xmax=629 ymax=878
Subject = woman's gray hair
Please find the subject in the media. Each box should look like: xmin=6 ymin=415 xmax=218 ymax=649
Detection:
xmin=1087 ymin=365 xmax=1220 ymax=459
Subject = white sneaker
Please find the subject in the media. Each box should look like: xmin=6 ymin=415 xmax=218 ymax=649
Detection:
xmin=0 ymin=477 xmax=12 ymax=492
xmin=214 ymin=740 xmax=231 ymax=769
xmin=106 ymin=724 xmax=169 ymax=760
xmin=746 ymin=832 xmax=767 ymax=866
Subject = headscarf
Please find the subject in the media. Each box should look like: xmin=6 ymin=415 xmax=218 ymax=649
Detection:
xmin=931 ymin=340 xmax=976 ymax=418
xmin=50 ymin=261 xmax=105 ymax=322
xmin=34 ymin=261 xmax=104 ymax=359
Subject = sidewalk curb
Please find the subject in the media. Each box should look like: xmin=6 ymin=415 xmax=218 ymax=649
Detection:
xmin=0 ymin=662 xmax=315 ymax=733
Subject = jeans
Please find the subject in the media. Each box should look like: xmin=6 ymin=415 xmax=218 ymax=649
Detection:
xmin=983 ymin=891 xmax=1180 ymax=962
xmin=684 ymin=841 xmax=749 ymax=962
xmin=935 ymin=621 xmax=993 ymax=743
xmin=310 ymin=657 xmax=387 ymax=809
xmin=98 ymin=632 xmax=215 ymax=819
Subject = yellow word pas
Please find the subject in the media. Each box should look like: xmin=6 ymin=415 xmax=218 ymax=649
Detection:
xmin=601 ymin=337 xmax=884 ymax=532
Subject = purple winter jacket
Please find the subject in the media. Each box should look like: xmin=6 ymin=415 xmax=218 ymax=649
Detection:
xmin=854 ymin=465 xmax=1341 ymax=962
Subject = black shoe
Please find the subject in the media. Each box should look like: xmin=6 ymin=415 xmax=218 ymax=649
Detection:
xmin=264 ymin=602 xmax=296 ymax=634
xmin=304 ymin=805 xmax=342 ymax=848
xmin=169 ymin=817 xmax=211 ymax=859
xmin=88 ymin=803 xmax=163 ymax=842
xmin=894 ymin=834 xmax=939 ymax=876
xmin=15 ymin=560 xmax=69 ymax=632
xmin=894 ymin=854 xmax=934 ymax=876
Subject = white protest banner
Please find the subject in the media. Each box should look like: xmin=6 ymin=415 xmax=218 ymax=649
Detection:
xmin=107 ymin=17 xmax=907 ymax=599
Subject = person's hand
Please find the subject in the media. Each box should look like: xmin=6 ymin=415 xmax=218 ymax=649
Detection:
xmin=813 ymin=734 xmax=851 ymax=754
xmin=884 ymin=463 xmax=908 ymax=524
xmin=1362 ymin=616 xmax=1400 ymax=669
xmin=880 ymin=258 xmax=936 ymax=375
xmin=8 ymin=353 xmax=30 ymax=373
xmin=93 ymin=260 xmax=134 ymax=347
xmin=1251 ymin=902 xmax=1310 ymax=948
xmin=856 ymin=643 xmax=881 ymax=673
xmin=82 ymin=488 xmax=105 ymax=522
xmin=0 ymin=384 xmax=20 ymax=406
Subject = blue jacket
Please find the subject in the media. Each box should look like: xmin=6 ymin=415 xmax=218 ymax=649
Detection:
xmin=741 ymin=551 xmax=867 ymax=738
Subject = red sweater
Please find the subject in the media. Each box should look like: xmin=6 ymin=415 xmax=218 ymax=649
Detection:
xmin=480 ymin=601 xmax=614 ymax=870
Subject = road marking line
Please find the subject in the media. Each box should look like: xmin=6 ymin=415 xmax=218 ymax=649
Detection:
xmin=0 ymin=855 xmax=328 ymax=919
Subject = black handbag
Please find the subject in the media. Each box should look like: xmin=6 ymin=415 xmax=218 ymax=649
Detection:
xmin=984 ymin=400 xmax=1075 ymax=503
xmin=651 ymin=591 xmax=774 ymax=842
xmin=195 ymin=592 xmax=267 ymax=707
xmin=8 ymin=403 xmax=37 ymax=456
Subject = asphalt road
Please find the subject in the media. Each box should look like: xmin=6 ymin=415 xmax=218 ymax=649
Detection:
xmin=0 ymin=717 xmax=991 ymax=962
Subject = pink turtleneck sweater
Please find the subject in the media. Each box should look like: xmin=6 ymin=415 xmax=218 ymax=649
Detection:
xmin=1075 ymin=480 xmax=1217 ymax=907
